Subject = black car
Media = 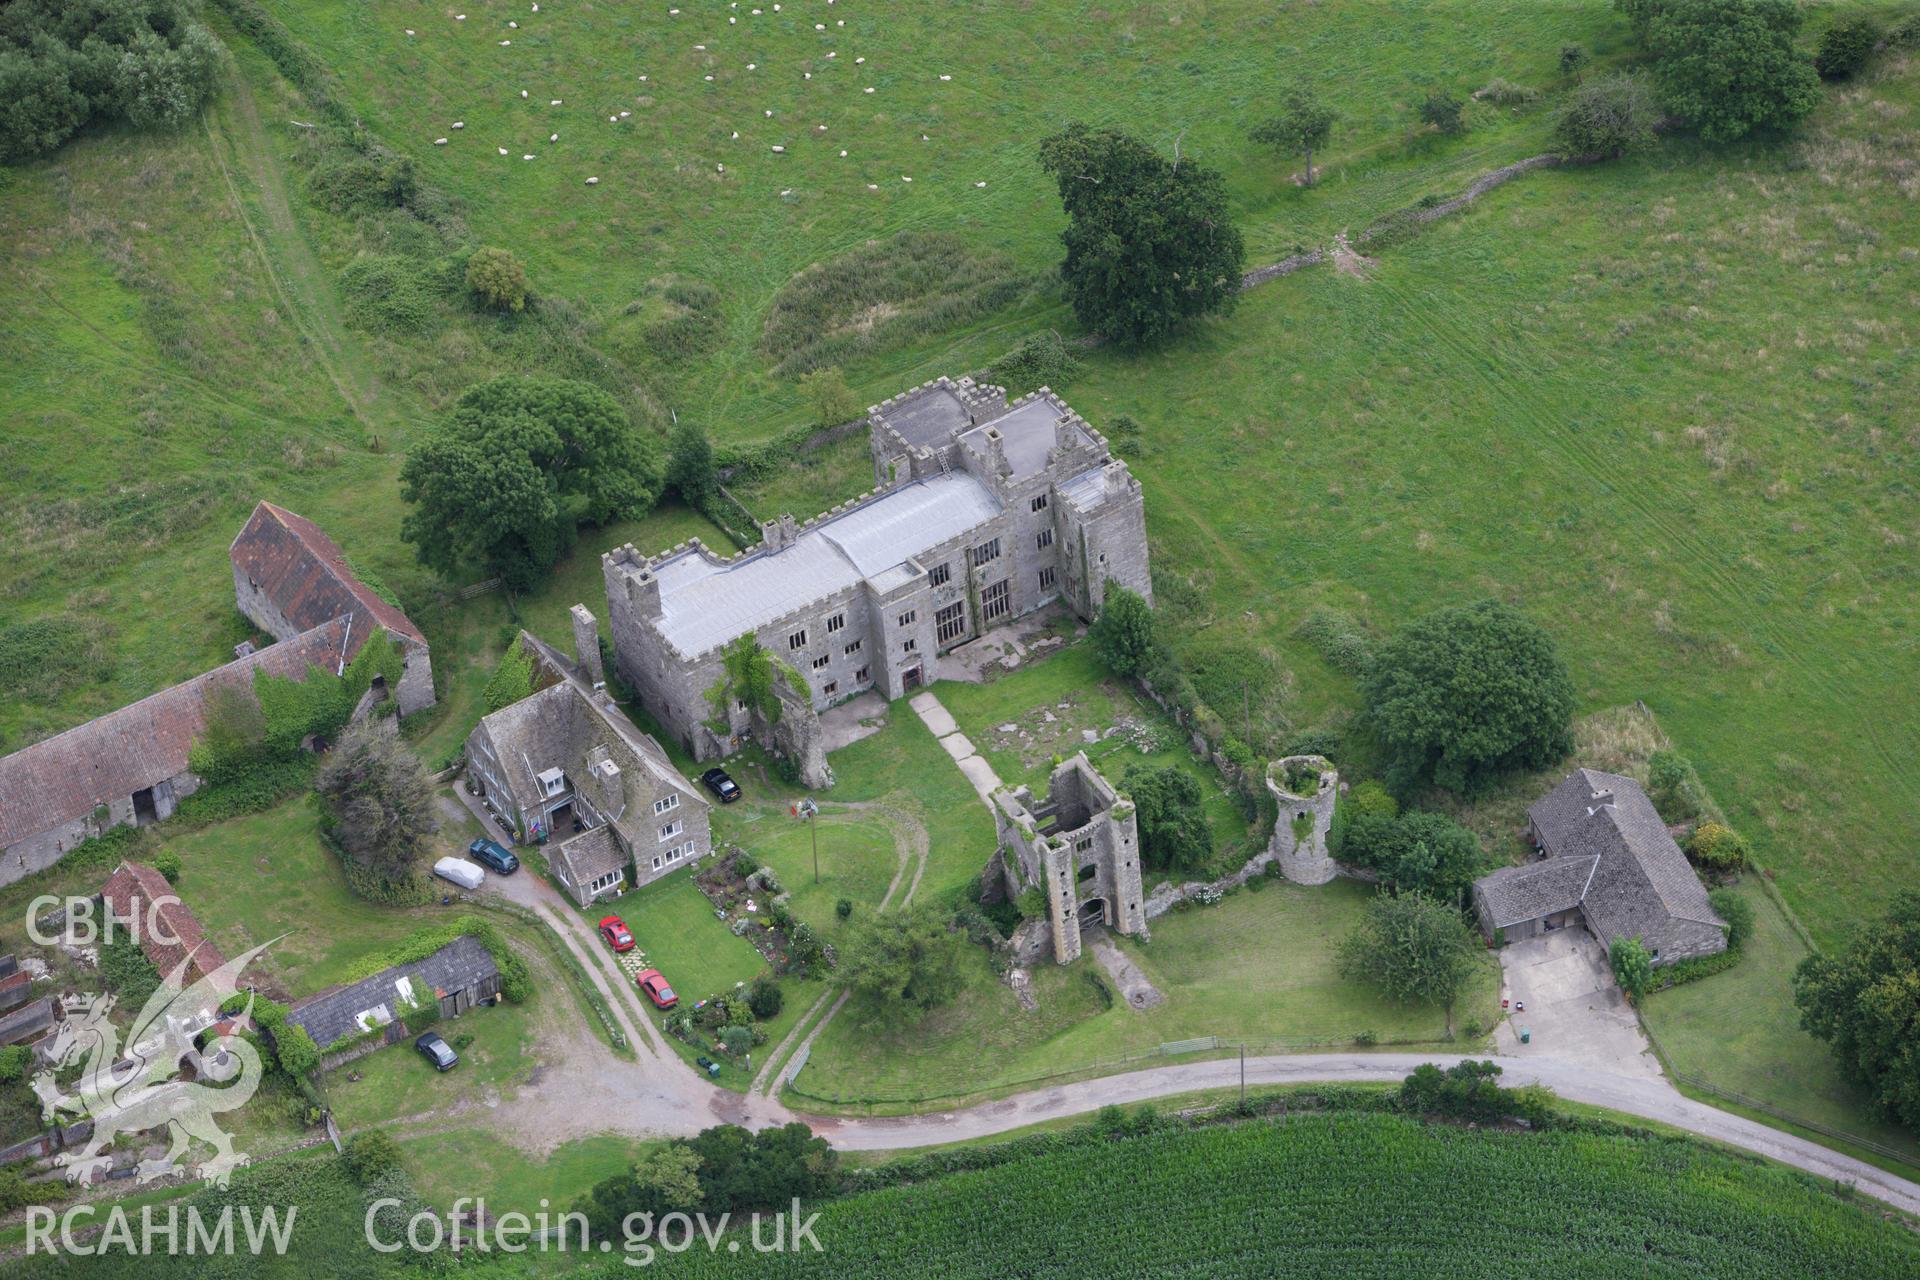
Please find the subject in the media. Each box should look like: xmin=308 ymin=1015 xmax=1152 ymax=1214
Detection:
xmin=467 ymin=838 xmax=519 ymax=875
xmin=415 ymin=1032 xmax=459 ymax=1072
xmin=700 ymin=767 xmax=742 ymax=803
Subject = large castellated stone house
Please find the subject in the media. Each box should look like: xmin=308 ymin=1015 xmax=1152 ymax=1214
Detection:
xmin=603 ymin=376 xmax=1152 ymax=763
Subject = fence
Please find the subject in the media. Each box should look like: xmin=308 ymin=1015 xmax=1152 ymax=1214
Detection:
xmin=1635 ymin=1013 xmax=1920 ymax=1173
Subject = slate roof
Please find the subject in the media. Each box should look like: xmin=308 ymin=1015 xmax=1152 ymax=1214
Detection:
xmin=1478 ymin=769 xmax=1727 ymax=952
xmin=285 ymin=937 xmax=498 ymax=1049
xmin=648 ymin=473 xmax=1002 ymax=657
xmin=473 ymin=635 xmax=705 ymax=849
xmin=0 ymin=618 xmax=356 ymax=849
xmin=0 ymin=998 xmax=55 ymax=1046
xmin=1473 ymin=856 xmax=1598 ymax=929
xmin=876 ymin=382 xmax=973 ymax=449
xmin=230 ymin=502 xmax=425 ymax=644
xmin=551 ymin=825 xmax=627 ymax=891
xmin=101 ymin=862 xmax=227 ymax=979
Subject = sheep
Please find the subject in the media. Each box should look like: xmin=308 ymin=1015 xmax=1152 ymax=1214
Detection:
xmin=434 ymin=137 xmax=448 ymax=145
xmin=508 ymin=20 xmax=518 ymax=28
xmin=521 ymin=90 xmax=529 ymax=98
xmin=975 ymin=181 xmax=987 ymax=188
xmin=838 ymin=149 xmax=847 ymax=157
xmin=855 ymin=56 xmax=864 ymax=64
xmin=586 ymin=176 xmax=599 ymax=185
xmin=405 ymin=28 xmax=416 ymax=36
xmin=452 ymin=121 xmax=466 ymax=129
xmin=551 ymin=99 xmax=562 ymax=105
xmin=940 ymin=74 xmax=952 ymax=81
xmin=863 ymin=86 xmax=874 ymax=93
xmin=549 ymin=133 xmax=559 ymax=142
xmin=746 ymin=62 xmax=755 ymax=70
xmin=731 ymin=130 xmax=739 ymax=139
xmin=500 ymin=39 xmax=511 ymax=45
xmin=498 ymin=147 xmax=509 ymax=154
xmin=770 ymin=145 xmax=785 ymax=153
xmin=523 ymin=153 xmax=535 ymax=160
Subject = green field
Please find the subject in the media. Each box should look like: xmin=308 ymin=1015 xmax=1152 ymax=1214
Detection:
xmin=656 ymin=1112 xmax=1920 ymax=1278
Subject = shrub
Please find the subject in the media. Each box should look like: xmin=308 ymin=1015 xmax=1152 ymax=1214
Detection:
xmin=1611 ymin=936 xmax=1653 ymax=1004
xmin=1560 ymin=44 xmax=1592 ymax=80
xmin=1646 ymin=749 xmax=1703 ymax=821
xmin=273 ymin=1022 xmax=322 ymax=1078
xmin=1554 ymin=74 xmax=1659 ymax=158
xmin=798 ymin=366 xmax=862 ymax=427
xmin=1476 ymin=78 xmax=1540 ymax=105
xmin=1814 ymin=15 xmax=1879 ymax=79
xmin=1686 ymin=821 xmax=1750 ymax=872
xmin=1090 ymin=584 xmax=1156 ymax=679
xmin=1296 ymin=605 xmax=1373 ymax=676
xmin=152 ymin=850 xmax=184 ymax=884
xmin=1419 ymin=90 xmax=1466 ymax=134
xmin=1123 ymin=764 xmax=1213 ymax=873
xmin=991 ymin=331 xmax=1083 ymax=395
xmin=466 ymin=247 xmax=530 ymax=313
xmin=340 ymin=255 xmax=438 ymax=336
xmin=0 ymin=1045 xmax=32 ymax=1085
xmin=730 ymin=850 xmax=759 ymax=879
xmin=1894 ymin=14 xmax=1920 ymax=49
xmin=835 ymin=898 xmax=854 ymax=920
xmin=1709 ymin=887 xmax=1754 ymax=951
xmin=343 ymin=1130 xmax=406 ymax=1186
xmin=1639 ymin=0 xmax=1819 ymax=143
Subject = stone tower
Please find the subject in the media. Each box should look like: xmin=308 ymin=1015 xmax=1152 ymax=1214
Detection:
xmin=1266 ymin=755 xmax=1339 ymax=885
xmin=987 ymin=754 xmax=1147 ymax=964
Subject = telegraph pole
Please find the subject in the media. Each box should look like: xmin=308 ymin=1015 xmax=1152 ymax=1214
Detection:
xmin=793 ymin=798 xmax=821 ymax=884
xmin=1240 ymin=1042 xmax=1246 ymax=1109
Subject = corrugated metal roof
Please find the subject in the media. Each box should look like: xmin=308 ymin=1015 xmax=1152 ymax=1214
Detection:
xmin=654 ymin=474 xmax=1002 ymax=656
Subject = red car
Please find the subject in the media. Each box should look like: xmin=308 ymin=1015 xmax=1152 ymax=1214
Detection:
xmin=636 ymin=968 xmax=678 ymax=1009
xmin=598 ymin=916 xmax=634 ymax=953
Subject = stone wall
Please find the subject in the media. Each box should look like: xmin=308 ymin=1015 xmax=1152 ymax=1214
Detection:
xmin=0 ymin=772 xmax=200 ymax=891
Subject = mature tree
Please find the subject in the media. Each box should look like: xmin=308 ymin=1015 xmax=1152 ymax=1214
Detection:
xmin=1559 ymin=44 xmax=1592 ymax=81
xmin=1375 ymin=810 xmax=1486 ymax=905
xmin=1610 ymin=935 xmax=1654 ymax=1003
xmin=841 ymin=904 xmax=970 ymax=1014
xmin=684 ymin=1123 xmax=836 ymax=1213
xmin=798 ymin=366 xmax=862 ymax=427
xmin=1363 ymin=599 xmax=1575 ymax=794
xmin=704 ymin=635 xmax=784 ymax=728
xmin=666 ymin=420 xmax=718 ymax=509
xmin=1554 ymin=74 xmax=1660 ymax=158
xmin=577 ymin=1144 xmax=704 ymax=1239
xmin=1419 ymin=89 xmax=1466 ymax=135
xmin=1793 ymin=892 xmax=1920 ymax=1129
xmin=466 ymin=247 xmax=529 ymax=313
xmin=1123 ymin=764 xmax=1213 ymax=873
xmin=1250 ymin=86 xmax=1337 ymax=186
xmin=1089 ymin=583 xmax=1156 ymax=679
xmin=1338 ymin=891 xmax=1479 ymax=1020
xmin=1638 ymin=0 xmax=1819 ymax=142
xmin=400 ymin=375 xmax=663 ymax=591
xmin=0 ymin=0 xmax=220 ymax=163
xmin=1814 ymin=14 xmax=1878 ymax=80
xmin=1329 ymin=780 xmax=1399 ymax=860
xmin=1036 ymin=123 xmax=1245 ymax=345
xmin=315 ymin=720 xmax=439 ymax=888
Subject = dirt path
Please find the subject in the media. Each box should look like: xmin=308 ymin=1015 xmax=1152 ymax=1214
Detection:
xmin=202 ymin=56 xmax=408 ymax=444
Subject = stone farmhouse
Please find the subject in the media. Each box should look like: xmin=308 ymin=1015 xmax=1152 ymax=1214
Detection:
xmin=1472 ymin=769 xmax=1728 ymax=968
xmin=603 ymin=376 xmax=1151 ymax=765
xmin=0 ymin=503 xmax=430 ymax=887
xmin=230 ymin=501 xmax=435 ymax=716
xmin=465 ymin=619 xmax=711 ymax=908
xmin=283 ymin=936 xmax=501 ymax=1071
xmin=987 ymin=753 xmax=1147 ymax=965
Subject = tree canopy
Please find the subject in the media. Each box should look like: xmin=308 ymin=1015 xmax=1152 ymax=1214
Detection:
xmin=1793 ymin=892 xmax=1920 ymax=1129
xmin=1340 ymin=808 xmax=1486 ymax=904
xmin=1250 ymin=87 xmax=1337 ymax=185
xmin=1554 ymin=74 xmax=1660 ymax=158
xmin=1610 ymin=935 xmax=1653 ymax=1003
xmin=399 ymin=375 xmax=663 ymax=591
xmin=1037 ymin=123 xmax=1245 ymax=345
xmin=666 ymin=420 xmax=718 ymax=509
xmin=1631 ymin=0 xmax=1820 ymax=142
xmin=841 ymin=904 xmax=970 ymax=1015
xmin=315 ymin=720 xmax=439 ymax=890
xmin=1123 ymin=764 xmax=1213 ymax=873
xmin=0 ymin=0 xmax=219 ymax=163
xmin=1338 ymin=891 xmax=1479 ymax=1018
xmin=1363 ymin=599 xmax=1575 ymax=794
xmin=1090 ymin=583 xmax=1156 ymax=679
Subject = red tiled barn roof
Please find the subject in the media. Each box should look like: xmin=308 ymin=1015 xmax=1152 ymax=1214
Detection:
xmin=230 ymin=502 xmax=424 ymax=644
xmin=0 ymin=617 xmax=356 ymax=849
xmin=101 ymin=861 xmax=228 ymax=980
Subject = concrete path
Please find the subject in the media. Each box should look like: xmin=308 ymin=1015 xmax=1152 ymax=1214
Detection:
xmin=1494 ymin=930 xmax=1660 ymax=1077
xmin=909 ymin=689 xmax=1004 ymax=805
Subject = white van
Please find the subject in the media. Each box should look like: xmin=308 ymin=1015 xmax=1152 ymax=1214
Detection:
xmin=432 ymin=856 xmax=486 ymax=890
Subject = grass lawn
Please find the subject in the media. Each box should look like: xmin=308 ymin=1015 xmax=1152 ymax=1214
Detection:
xmin=325 ymin=992 xmax=540 ymax=1130
xmin=399 ymin=1127 xmax=659 ymax=1213
xmin=932 ymin=641 xmax=1255 ymax=870
xmin=791 ymin=877 xmax=1498 ymax=1108
xmin=720 ymin=809 xmax=901 ymax=946
xmin=161 ymin=794 xmax=450 ymax=997
xmin=1641 ymin=878 xmax=1920 ymax=1165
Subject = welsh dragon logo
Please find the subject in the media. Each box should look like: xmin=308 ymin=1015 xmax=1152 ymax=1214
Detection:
xmin=31 ymin=940 xmax=276 ymax=1188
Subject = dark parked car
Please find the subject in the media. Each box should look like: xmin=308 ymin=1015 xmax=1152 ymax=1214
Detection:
xmin=467 ymin=838 xmax=519 ymax=875
xmin=415 ymin=1032 xmax=459 ymax=1072
xmin=700 ymin=767 xmax=741 ymax=803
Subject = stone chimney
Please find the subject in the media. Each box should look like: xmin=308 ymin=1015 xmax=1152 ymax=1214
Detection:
xmin=569 ymin=603 xmax=604 ymax=686
xmin=760 ymin=513 xmax=800 ymax=552
xmin=982 ymin=426 xmax=1012 ymax=478
xmin=622 ymin=565 xmax=662 ymax=619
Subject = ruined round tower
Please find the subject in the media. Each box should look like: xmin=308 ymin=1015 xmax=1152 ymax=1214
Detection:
xmin=1266 ymin=755 xmax=1339 ymax=885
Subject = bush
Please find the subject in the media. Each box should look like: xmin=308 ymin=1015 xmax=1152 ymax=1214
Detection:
xmin=1895 ymin=14 xmax=1920 ymax=49
xmin=748 ymin=977 xmax=784 ymax=1020
xmin=1124 ymin=764 xmax=1213 ymax=873
xmin=340 ymin=255 xmax=439 ymax=337
xmin=1090 ymin=584 xmax=1156 ymax=679
xmin=1686 ymin=821 xmax=1749 ymax=872
xmin=343 ymin=1130 xmax=406 ymax=1186
xmin=1611 ymin=936 xmax=1653 ymax=1004
xmin=1419 ymin=90 xmax=1466 ymax=134
xmin=310 ymin=155 xmax=414 ymax=216
xmin=1554 ymin=74 xmax=1659 ymax=158
xmin=1296 ymin=606 xmax=1373 ymax=677
xmin=152 ymin=850 xmax=183 ymax=884
xmin=990 ymin=331 xmax=1083 ymax=395
xmin=1709 ymin=887 xmax=1754 ymax=951
xmin=0 ymin=1045 xmax=32 ymax=1085
xmin=1476 ymin=78 xmax=1540 ymax=105
xmin=798 ymin=366 xmax=862 ymax=427
xmin=1646 ymin=749 xmax=1703 ymax=821
xmin=835 ymin=898 xmax=853 ymax=920
xmin=466 ymin=247 xmax=530 ymax=313
xmin=1814 ymin=15 xmax=1879 ymax=79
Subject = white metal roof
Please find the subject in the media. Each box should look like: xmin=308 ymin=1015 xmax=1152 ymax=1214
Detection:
xmin=653 ymin=473 xmax=1003 ymax=656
